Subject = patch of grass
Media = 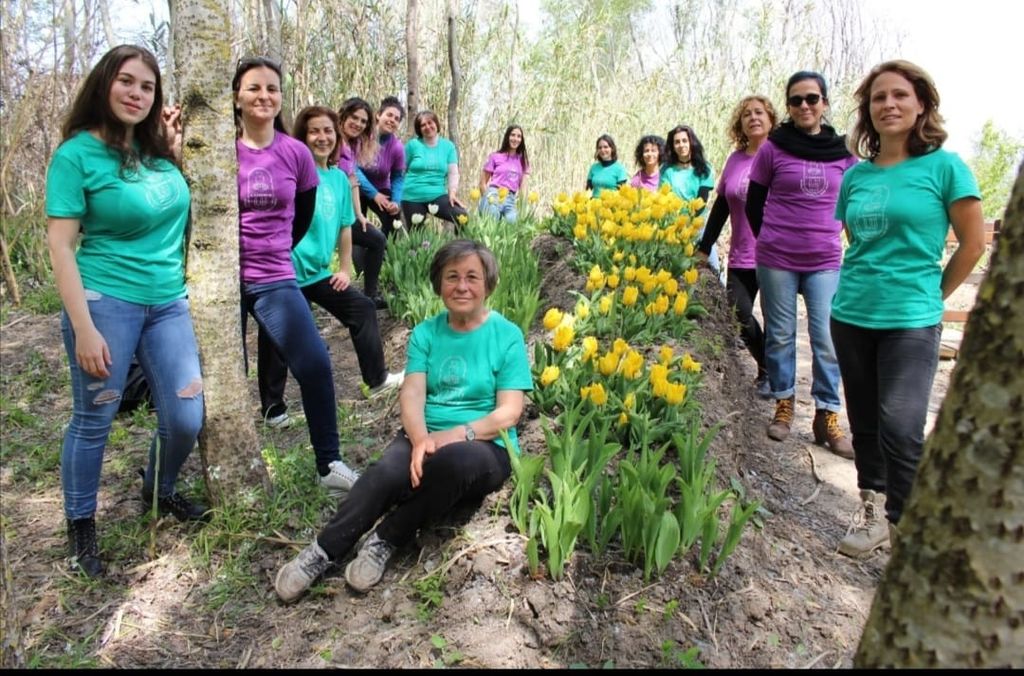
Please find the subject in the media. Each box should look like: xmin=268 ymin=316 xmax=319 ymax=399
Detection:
xmin=20 ymin=283 xmax=63 ymax=315
xmin=429 ymin=634 xmax=464 ymax=667
xmin=412 ymin=567 xmax=446 ymax=622
xmin=660 ymin=640 xmax=704 ymax=669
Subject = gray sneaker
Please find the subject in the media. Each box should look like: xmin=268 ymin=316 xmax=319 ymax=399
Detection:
xmin=345 ymin=531 xmax=395 ymax=592
xmin=319 ymin=460 xmax=360 ymax=497
xmin=366 ymin=370 xmax=405 ymax=400
xmin=275 ymin=540 xmax=331 ymax=603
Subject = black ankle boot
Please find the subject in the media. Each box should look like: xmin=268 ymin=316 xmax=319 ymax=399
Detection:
xmin=67 ymin=517 xmax=104 ymax=578
xmin=139 ymin=469 xmax=211 ymax=522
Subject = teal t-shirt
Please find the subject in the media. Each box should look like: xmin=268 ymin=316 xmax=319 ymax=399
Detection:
xmin=405 ymin=310 xmax=533 ymax=453
xmin=291 ymin=165 xmax=355 ymax=287
xmin=587 ymin=161 xmax=629 ymax=197
xmin=45 ymin=131 xmax=191 ymax=305
xmin=402 ymin=137 xmax=458 ymax=203
xmin=832 ymin=149 xmax=980 ymax=329
xmin=660 ymin=163 xmax=716 ymax=204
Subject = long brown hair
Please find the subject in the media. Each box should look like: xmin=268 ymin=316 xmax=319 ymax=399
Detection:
xmin=61 ymin=44 xmax=173 ymax=171
xmin=849 ymin=60 xmax=947 ymax=159
xmin=293 ymin=106 xmax=341 ymax=167
xmin=338 ymin=97 xmax=377 ymax=166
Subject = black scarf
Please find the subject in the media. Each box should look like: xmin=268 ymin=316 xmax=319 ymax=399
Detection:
xmin=768 ymin=121 xmax=851 ymax=161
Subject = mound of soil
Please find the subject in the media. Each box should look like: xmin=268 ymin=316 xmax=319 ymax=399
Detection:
xmin=2 ymin=238 xmax=939 ymax=668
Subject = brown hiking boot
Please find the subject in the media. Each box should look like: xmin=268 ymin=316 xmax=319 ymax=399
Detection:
xmin=813 ymin=409 xmax=854 ymax=459
xmin=838 ymin=489 xmax=889 ymax=558
xmin=767 ymin=397 xmax=795 ymax=441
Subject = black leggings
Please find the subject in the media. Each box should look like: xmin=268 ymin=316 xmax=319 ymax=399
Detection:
xmin=316 ymin=432 xmax=511 ymax=559
xmin=401 ymin=195 xmax=468 ymax=231
xmin=360 ymin=188 xmax=402 ymax=239
xmin=349 ymin=223 xmax=387 ymax=298
xmin=726 ymin=267 xmax=766 ymax=377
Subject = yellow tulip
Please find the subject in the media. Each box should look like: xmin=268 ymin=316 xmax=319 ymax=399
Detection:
xmin=685 ymin=243 xmax=694 ymax=256
xmin=598 ymin=296 xmax=613 ymax=315
xmin=684 ymin=268 xmax=699 ymax=285
xmin=617 ymin=412 xmax=629 ymax=427
xmin=623 ymin=392 xmax=636 ymax=410
xmin=605 ymin=274 xmax=620 ymax=290
xmin=659 ymin=346 xmax=674 ymax=365
xmin=623 ymin=266 xmax=637 ymax=282
xmin=621 ymin=286 xmax=639 ymax=306
xmin=656 ymin=269 xmax=673 ymax=283
xmin=612 ymin=250 xmax=625 ymax=262
xmin=673 ymin=291 xmax=688 ymax=316
xmin=527 ymin=191 xmax=540 ymax=204
xmin=587 ymin=265 xmax=606 ymax=290
xmin=662 ymin=278 xmax=679 ymax=297
xmin=580 ymin=385 xmax=592 ymax=401
xmin=457 ymin=214 xmax=468 ymax=225
xmin=573 ymin=223 xmax=588 ymax=240
xmin=612 ymin=338 xmax=629 ymax=355
xmin=654 ymin=294 xmax=670 ymax=315
xmin=589 ymin=382 xmax=608 ymax=406
xmin=581 ymin=336 xmax=599 ymax=362
xmin=469 ymin=187 xmax=481 ymax=201
xmin=689 ymin=197 xmax=705 ymax=214
xmin=682 ymin=353 xmax=702 ymax=373
xmin=575 ymin=300 xmax=590 ymax=319
xmin=620 ymin=350 xmax=644 ymax=379
xmin=665 ymin=382 xmax=687 ymax=406
xmin=543 ymin=308 xmax=564 ymax=330
xmin=598 ymin=351 xmax=620 ymax=377
xmin=642 ymin=279 xmax=658 ymax=295
xmin=498 ymin=187 xmax=510 ymax=201
xmin=552 ymin=324 xmax=575 ymax=352
xmin=539 ymin=365 xmax=560 ymax=387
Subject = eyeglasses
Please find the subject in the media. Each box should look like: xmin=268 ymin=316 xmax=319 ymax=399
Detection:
xmin=787 ymin=93 xmax=822 ymax=107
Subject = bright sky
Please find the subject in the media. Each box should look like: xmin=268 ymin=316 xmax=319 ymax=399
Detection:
xmin=122 ymin=0 xmax=1020 ymax=158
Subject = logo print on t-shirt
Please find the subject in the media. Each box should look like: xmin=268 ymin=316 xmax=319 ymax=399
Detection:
xmin=851 ymin=185 xmax=889 ymax=241
xmin=143 ymin=171 xmax=182 ymax=212
xmin=737 ymin=167 xmax=751 ymax=201
xmin=246 ymin=168 xmax=277 ymax=211
xmin=800 ymin=161 xmax=828 ymax=196
xmin=434 ymin=355 xmax=468 ymax=403
xmin=318 ymin=183 xmax=337 ymax=224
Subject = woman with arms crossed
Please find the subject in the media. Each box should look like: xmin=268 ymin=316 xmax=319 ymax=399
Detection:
xmin=275 ymin=240 xmax=532 ymax=602
xmin=47 ymin=45 xmax=207 ymax=577
xmin=832 ymin=60 xmax=984 ymax=556
xmin=234 ymin=57 xmax=359 ymax=496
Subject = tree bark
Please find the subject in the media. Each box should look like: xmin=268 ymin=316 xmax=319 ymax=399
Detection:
xmin=405 ymin=0 xmax=419 ymax=126
xmin=446 ymin=0 xmax=460 ymax=147
xmin=170 ymin=0 xmax=271 ymax=503
xmin=855 ymin=164 xmax=1024 ymax=667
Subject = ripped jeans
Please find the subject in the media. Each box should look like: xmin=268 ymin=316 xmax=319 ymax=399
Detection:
xmin=60 ymin=292 xmax=204 ymax=519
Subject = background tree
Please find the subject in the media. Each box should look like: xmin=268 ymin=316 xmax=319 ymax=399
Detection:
xmin=170 ymin=0 xmax=271 ymax=501
xmin=855 ymin=164 xmax=1024 ymax=667
xmin=970 ymin=120 xmax=1024 ymax=221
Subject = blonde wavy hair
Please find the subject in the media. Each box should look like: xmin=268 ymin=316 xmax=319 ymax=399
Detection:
xmin=727 ymin=95 xmax=778 ymax=151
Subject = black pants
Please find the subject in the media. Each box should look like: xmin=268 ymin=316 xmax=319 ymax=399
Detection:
xmin=360 ymin=188 xmax=402 ymax=239
xmin=401 ymin=195 xmax=468 ymax=231
xmin=727 ymin=267 xmax=766 ymax=378
xmin=831 ymin=318 xmax=941 ymax=524
xmin=258 ymin=278 xmax=387 ymax=418
xmin=316 ymin=432 xmax=511 ymax=559
xmin=349 ymin=223 xmax=387 ymax=298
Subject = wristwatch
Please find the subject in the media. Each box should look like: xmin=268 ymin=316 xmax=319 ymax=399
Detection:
xmin=463 ymin=424 xmax=476 ymax=441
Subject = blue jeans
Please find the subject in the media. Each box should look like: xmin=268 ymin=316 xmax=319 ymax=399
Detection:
xmin=244 ymin=280 xmax=340 ymax=471
xmin=478 ymin=186 xmax=518 ymax=222
xmin=61 ymin=293 xmax=204 ymax=519
xmin=757 ymin=266 xmax=841 ymax=411
xmin=831 ymin=319 xmax=940 ymax=523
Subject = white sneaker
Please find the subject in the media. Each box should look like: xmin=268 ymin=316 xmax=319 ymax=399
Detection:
xmin=319 ymin=460 xmax=360 ymax=497
xmin=365 ymin=371 xmax=405 ymax=400
xmin=264 ymin=412 xmax=291 ymax=428
xmin=275 ymin=540 xmax=331 ymax=603
xmin=345 ymin=531 xmax=395 ymax=592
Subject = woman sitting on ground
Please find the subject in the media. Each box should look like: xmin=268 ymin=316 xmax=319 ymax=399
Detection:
xmin=356 ymin=96 xmax=406 ymax=239
xmin=257 ymin=105 xmax=404 ymax=425
xmin=401 ymin=110 xmax=468 ymax=230
xmin=275 ymin=239 xmax=533 ymax=602
xmin=630 ymin=134 xmax=665 ymax=191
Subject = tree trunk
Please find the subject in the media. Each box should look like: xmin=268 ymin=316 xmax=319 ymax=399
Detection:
xmin=405 ymin=0 xmax=419 ymax=125
xmin=855 ymin=164 xmax=1024 ymax=667
xmin=170 ymin=0 xmax=271 ymax=504
xmin=446 ymin=0 xmax=460 ymax=147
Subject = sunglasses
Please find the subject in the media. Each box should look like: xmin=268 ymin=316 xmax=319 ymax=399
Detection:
xmin=787 ymin=93 xmax=822 ymax=107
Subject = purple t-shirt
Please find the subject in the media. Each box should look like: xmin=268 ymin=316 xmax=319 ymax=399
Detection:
xmin=630 ymin=170 xmax=660 ymax=192
xmin=717 ymin=150 xmax=758 ymax=269
xmin=749 ymin=140 xmax=857 ymax=271
xmin=338 ymin=143 xmax=356 ymax=177
xmin=361 ymin=134 xmax=406 ymax=191
xmin=483 ymin=152 xmax=528 ymax=192
xmin=237 ymin=133 xmax=319 ymax=283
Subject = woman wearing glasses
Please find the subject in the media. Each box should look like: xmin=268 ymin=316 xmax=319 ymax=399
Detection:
xmin=745 ymin=71 xmax=856 ymax=457
xmin=832 ymin=61 xmax=983 ymax=556
xmin=234 ymin=57 xmax=360 ymax=496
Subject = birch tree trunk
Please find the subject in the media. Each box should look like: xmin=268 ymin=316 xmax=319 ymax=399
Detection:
xmin=446 ymin=0 xmax=460 ymax=147
xmin=406 ymin=0 xmax=419 ymax=125
xmin=170 ymin=0 xmax=270 ymax=503
xmin=855 ymin=165 xmax=1024 ymax=667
